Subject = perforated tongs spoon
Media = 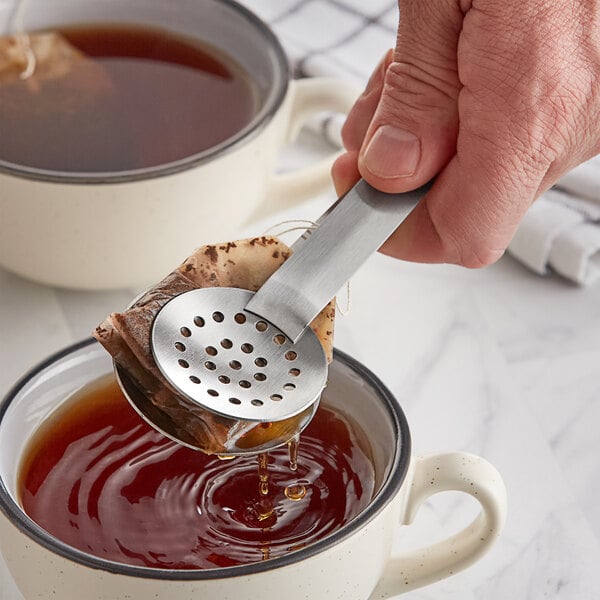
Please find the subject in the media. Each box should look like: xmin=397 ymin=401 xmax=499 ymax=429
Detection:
xmin=117 ymin=179 xmax=430 ymax=454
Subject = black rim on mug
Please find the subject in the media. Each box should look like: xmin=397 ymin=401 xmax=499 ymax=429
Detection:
xmin=0 ymin=0 xmax=291 ymax=185
xmin=0 ymin=338 xmax=411 ymax=580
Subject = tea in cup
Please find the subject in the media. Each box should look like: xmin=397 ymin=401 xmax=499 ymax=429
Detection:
xmin=0 ymin=0 xmax=357 ymax=289
xmin=0 ymin=340 xmax=507 ymax=599
xmin=18 ymin=373 xmax=376 ymax=569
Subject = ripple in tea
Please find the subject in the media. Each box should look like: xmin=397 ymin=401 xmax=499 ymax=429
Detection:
xmin=0 ymin=24 xmax=259 ymax=173
xmin=18 ymin=376 xmax=375 ymax=569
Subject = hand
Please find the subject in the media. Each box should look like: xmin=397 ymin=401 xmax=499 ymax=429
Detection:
xmin=332 ymin=0 xmax=600 ymax=267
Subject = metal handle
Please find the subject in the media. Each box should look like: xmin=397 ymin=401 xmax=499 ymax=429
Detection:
xmin=245 ymin=179 xmax=431 ymax=342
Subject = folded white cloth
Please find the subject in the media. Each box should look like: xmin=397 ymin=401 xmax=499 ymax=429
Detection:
xmin=241 ymin=0 xmax=600 ymax=285
xmin=509 ymin=188 xmax=600 ymax=285
xmin=510 ymin=160 xmax=600 ymax=284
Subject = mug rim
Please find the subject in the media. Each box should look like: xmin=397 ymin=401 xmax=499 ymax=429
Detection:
xmin=0 ymin=0 xmax=290 ymax=185
xmin=0 ymin=338 xmax=411 ymax=580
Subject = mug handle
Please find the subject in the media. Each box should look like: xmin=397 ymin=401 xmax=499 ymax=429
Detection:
xmin=262 ymin=77 xmax=359 ymax=212
xmin=371 ymin=452 xmax=508 ymax=598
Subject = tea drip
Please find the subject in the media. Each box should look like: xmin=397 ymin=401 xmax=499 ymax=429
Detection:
xmin=119 ymin=179 xmax=430 ymax=451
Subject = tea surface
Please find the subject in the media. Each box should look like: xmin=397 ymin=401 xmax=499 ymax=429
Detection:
xmin=0 ymin=24 xmax=258 ymax=172
xmin=18 ymin=377 xmax=375 ymax=569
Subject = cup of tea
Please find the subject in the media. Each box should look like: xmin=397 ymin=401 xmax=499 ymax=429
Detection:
xmin=0 ymin=339 xmax=507 ymax=599
xmin=0 ymin=0 xmax=357 ymax=290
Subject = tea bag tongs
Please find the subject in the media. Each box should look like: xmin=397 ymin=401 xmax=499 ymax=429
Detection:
xmin=118 ymin=179 xmax=430 ymax=450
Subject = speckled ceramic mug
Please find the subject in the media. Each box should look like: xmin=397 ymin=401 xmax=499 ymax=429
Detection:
xmin=0 ymin=340 xmax=507 ymax=599
xmin=0 ymin=0 xmax=356 ymax=290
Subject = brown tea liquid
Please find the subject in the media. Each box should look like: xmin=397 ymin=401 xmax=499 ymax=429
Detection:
xmin=0 ymin=24 xmax=259 ymax=172
xmin=18 ymin=376 xmax=375 ymax=569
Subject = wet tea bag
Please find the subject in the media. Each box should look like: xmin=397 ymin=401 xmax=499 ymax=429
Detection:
xmin=0 ymin=30 xmax=133 ymax=171
xmin=0 ymin=31 xmax=90 ymax=85
xmin=94 ymin=237 xmax=335 ymax=455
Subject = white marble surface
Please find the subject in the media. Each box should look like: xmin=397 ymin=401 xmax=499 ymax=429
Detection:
xmin=1 ymin=137 xmax=600 ymax=599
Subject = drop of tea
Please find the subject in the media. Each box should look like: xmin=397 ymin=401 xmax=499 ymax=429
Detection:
xmin=257 ymin=452 xmax=270 ymax=497
xmin=284 ymin=484 xmax=307 ymax=502
xmin=245 ymin=452 xmax=275 ymax=524
xmin=288 ymin=434 xmax=299 ymax=472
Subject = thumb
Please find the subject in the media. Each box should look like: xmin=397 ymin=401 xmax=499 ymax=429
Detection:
xmin=359 ymin=1 xmax=465 ymax=192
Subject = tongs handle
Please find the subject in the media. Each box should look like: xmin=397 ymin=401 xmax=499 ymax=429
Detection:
xmin=245 ymin=179 xmax=431 ymax=342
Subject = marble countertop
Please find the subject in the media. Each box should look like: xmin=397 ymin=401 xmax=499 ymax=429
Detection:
xmin=1 ymin=139 xmax=599 ymax=599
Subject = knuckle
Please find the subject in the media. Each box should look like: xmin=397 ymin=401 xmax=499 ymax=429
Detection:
xmin=382 ymin=60 xmax=460 ymax=119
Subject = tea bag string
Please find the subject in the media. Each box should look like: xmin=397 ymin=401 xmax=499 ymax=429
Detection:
xmin=263 ymin=220 xmax=351 ymax=316
xmin=11 ymin=0 xmax=36 ymax=79
xmin=262 ymin=219 xmax=318 ymax=239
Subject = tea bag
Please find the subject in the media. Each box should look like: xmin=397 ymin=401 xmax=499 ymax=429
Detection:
xmin=1 ymin=32 xmax=87 ymax=85
xmin=0 ymin=31 xmax=133 ymax=171
xmin=94 ymin=237 xmax=335 ymax=454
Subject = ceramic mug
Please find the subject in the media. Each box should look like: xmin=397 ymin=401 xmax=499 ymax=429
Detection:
xmin=0 ymin=0 xmax=356 ymax=290
xmin=0 ymin=339 xmax=507 ymax=599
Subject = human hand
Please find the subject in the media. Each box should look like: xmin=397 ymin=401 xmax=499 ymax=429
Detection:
xmin=332 ymin=0 xmax=600 ymax=267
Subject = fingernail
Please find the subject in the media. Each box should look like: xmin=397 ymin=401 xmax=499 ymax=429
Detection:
xmin=362 ymin=125 xmax=420 ymax=179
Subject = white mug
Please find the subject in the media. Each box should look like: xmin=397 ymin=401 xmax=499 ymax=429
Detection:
xmin=0 ymin=0 xmax=357 ymax=290
xmin=0 ymin=340 xmax=507 ymax=599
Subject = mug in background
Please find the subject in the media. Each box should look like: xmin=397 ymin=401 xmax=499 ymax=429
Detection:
xmin=0 ymin=0 xmax=357 ymax=290
xmin=0 ymin=340 xmax=507 ymax=599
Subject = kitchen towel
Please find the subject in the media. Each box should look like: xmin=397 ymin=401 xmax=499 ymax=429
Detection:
xmin=241 ymin=0 xmax=600 ymax=285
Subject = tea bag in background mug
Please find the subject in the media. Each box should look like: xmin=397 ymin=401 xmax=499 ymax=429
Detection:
xmin=0 ymin=1 xmax=132 ymax=172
